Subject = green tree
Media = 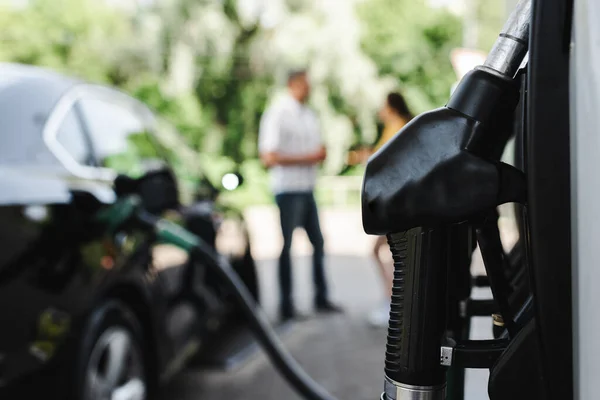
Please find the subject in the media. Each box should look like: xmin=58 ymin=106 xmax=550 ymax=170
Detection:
xmin=357 ymin=0 xmax=462 ymax=112
xmin=148 ymin=0 xmax=274 ymax=164
xmin=193 ymin=0 xmax=273 ymax=164
xmin=0 ymin=0 xmax=151 ymax=85
xmin=474 ymin=0 xmax=505 ymax=52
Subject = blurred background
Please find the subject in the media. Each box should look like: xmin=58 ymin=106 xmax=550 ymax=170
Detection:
xmin=0 ymin=1 xmax=521 ymax=399
xmin=0 ymin=0 xmax=516 ymax=209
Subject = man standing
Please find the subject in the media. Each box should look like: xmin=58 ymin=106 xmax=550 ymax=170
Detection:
xmin=259 ymin=70 xmax=342 ymax=321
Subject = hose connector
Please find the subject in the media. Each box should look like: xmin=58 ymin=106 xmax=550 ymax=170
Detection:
xmin=383 ymin=376 xmax=446 ymax=400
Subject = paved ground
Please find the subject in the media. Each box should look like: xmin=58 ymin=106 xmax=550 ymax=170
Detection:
xmin=159 ymin=255 xmax=385 ymax=400
xmin=158 ymin=255 xmax=494 ymax=400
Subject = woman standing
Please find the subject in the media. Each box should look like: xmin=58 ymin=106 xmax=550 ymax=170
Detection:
xmin=348 ymin=92 xmax=414 ymax=327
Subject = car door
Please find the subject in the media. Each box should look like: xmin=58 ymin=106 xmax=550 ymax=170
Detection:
xmin=0 ymin=104 xmax=96 ymax=391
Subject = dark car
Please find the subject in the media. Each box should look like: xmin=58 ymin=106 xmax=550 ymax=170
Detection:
xmin=0 ymin=63 xmax=259 ymax=399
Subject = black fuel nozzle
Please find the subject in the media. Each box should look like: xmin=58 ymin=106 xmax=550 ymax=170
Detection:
xmin=362 ymin=69 xmax=523 ymax=237
xmin=363 ymin=1 xmax=532 ymax=398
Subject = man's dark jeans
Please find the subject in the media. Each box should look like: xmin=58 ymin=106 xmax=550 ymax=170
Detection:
xmin=275 ymin=191 xmax=328 ymax=315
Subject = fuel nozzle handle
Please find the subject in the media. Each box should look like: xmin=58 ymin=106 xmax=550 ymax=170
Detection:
xmin=383 ymin=228 xmax=448 ymax=400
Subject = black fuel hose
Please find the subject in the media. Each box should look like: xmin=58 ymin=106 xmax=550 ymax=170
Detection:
xmin=138 ymin=206 xmax=338 ymax=400
xmin=188 ymin=241 xmax=336 ymax=400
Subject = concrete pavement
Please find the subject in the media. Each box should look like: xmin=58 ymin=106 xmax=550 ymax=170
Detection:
xmin=159 ymin=255 xmax=494 ymax=400
xmin=159 ymin=255 xmax=387 ymax=400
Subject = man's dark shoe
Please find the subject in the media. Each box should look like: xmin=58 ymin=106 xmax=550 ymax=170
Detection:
xmin=279 ymin=308 xmax=309 ymax=323
xmin=315 ymin=301 xmax=344 ymax=314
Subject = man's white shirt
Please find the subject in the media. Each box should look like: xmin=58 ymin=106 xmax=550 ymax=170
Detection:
xmin=258 ymin=94 xmax=322 ymax=194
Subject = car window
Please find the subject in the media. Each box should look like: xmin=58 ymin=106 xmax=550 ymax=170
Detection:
xmin=78 ymin=97 xmax=167 ymax=178
xmin=55 ymin=108 xmax=91 ymax=165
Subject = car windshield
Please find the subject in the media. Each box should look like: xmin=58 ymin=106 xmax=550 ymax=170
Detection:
xmin=152 ymin=118 xmax=202 ymax=171
xmin=151 ymin=118 xmax=210 ymax=203
xmin=74 ymin=97 xmax=168 ymax=178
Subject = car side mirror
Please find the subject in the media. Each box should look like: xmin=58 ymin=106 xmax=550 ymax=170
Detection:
xmin=114 ymin=166 xmax=180 ymax=215
xmin=221 ymin=171 xmax=244 ymax=191
xmin=114 ymin=174 xmax=139 ymax=198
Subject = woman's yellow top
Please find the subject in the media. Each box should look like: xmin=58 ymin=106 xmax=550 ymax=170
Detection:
xmin=373 ymin=118 xmax=408 ymax=152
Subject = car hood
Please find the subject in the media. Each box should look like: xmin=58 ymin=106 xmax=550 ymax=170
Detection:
xmin=0 ymin=166 xmax=116 ymax=206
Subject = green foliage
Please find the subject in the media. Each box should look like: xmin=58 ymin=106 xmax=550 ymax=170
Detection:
xmin=190 ymin=0 xmax=273 ymax=164
xmin=222 ymin=78 xmax=273 ymax=162
xmin=131 ymin=78 xmax=211 ymax=151
xmin=357 ymin=0 xmax=462 ymax=112
xmin=473 ymin=1 xmax=505 ymax=52
xmin=0 ymin=0 xmax=143 ymax=84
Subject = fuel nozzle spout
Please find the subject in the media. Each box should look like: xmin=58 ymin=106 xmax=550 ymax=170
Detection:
xmin=482 ymin=0 xmax=532 ymax=79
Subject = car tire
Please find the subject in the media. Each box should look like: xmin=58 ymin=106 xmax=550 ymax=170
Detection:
xmin=73 ymin=300 xmax=149 ymax=400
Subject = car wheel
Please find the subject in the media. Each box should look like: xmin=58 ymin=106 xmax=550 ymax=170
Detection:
xmin=75 ymin=301 xmax=148 ymax=400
